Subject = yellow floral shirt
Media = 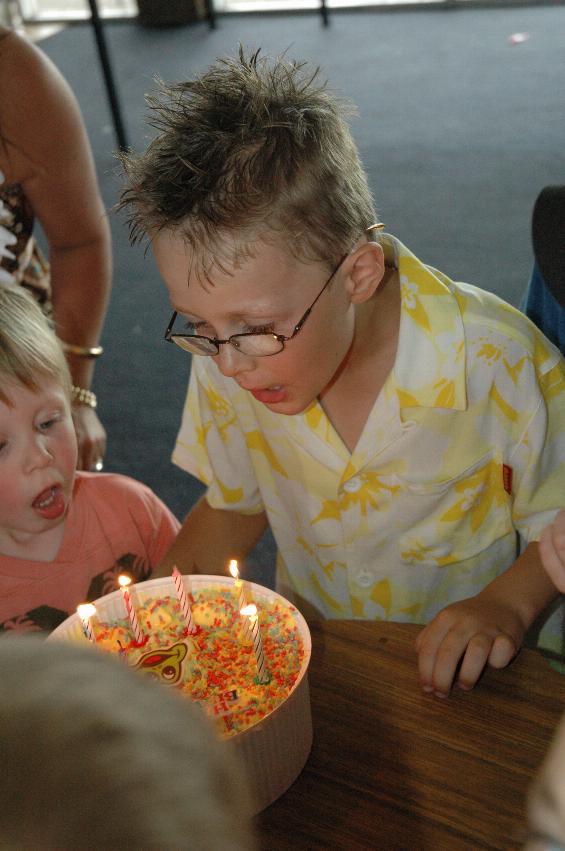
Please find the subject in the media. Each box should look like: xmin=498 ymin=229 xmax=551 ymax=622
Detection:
xmin=173 ymin=235 xmax=565 ymax=650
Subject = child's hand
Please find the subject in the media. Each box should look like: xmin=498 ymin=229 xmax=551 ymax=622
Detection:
xmin=539 ymin=510 xmax=565 ymax=593
xmin=414 ymin=596 xmax=525 ymax=698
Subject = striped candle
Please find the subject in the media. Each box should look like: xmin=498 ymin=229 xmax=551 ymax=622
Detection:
xmin=118 ymin=575 xmax=145 ymax=645
xmin=229 ymin=560 xmax=250 ymax=639
xmin=172 ymin=566 xmax=197 ymax=634
xmin=241 ymin=603 xmax=270 ymax=684
xmin=77 ymin=603 xmax=96 ymax=643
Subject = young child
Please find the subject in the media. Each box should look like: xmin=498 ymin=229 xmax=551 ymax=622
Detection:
xmin=120 ymin=49 xmax=565 ymax=699
xmin=540 ymin=510 xmax=565 ymax=593
xmin=0 ymin=637 xmax=255 ymax=850
xmin=0 ymin=285 xmax=180 ymax=634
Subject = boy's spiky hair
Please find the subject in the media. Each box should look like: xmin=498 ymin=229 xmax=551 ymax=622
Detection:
xmin=0 ymin=286 xmax=71 ymax=405
xmin=119 ymin=47 xmax=377 ymax=270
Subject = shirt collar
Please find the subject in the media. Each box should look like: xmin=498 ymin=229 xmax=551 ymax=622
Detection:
xmin=381 ymin=235 xmax=467 ymax=412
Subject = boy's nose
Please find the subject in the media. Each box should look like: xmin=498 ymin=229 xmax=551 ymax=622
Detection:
xmin=25 ymin=437 xmax=54 ymax=471
xmin=214 ymin=343 xmax=255 ymax=379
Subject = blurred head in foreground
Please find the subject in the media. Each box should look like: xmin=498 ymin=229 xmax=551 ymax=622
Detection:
xmin=0 ymin=637 xmax=255 ymax=851
xmin=526 ymin=712 xmax=565 ymax=851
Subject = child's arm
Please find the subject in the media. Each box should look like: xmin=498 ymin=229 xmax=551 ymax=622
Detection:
xmin=152 ymin=494 xmax=269 ymax=578
xmin=539 ymin=510 xmax=565 ymax=593
xmin=414 ymin=542 xmax=559 ymax=697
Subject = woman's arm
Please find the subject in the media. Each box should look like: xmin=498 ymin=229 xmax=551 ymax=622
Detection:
xmin=0 ymin=29 xmax=112 ymax=470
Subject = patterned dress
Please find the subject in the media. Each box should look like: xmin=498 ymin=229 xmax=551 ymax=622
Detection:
xmin=0 ymin=169 xmax=50 ymax=306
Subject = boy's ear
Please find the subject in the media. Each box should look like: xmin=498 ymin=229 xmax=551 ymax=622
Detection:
xmin=345 ymin=242 xmax=386 ymax=303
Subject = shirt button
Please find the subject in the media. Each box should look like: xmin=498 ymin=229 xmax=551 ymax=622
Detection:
xmin=355 ymin=569 xmax=374 ymax=588
xmin=433 ymin=543 xmax=452 ymax=558
xmin=343 ymin=477 xmax=362 ymax=493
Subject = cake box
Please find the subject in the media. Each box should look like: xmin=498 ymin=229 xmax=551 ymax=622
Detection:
xmin=49 ymin=574 xmax=313 ymax=813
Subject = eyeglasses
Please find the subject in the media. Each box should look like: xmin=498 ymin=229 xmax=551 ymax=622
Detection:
xmin=164 ymin=253 xmax=348 ymax=357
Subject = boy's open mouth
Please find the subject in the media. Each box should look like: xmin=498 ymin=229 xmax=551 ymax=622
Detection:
xmin=249 ymin=386 xmax=286 ymax=404
xmin=32 ymin=485 xmax=66 ymax=520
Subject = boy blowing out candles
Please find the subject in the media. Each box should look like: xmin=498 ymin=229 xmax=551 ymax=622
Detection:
xmin=0 ymin=286 xmax=179 ymax=634
xmin=119 ymin=48 xmax=565 ymax=698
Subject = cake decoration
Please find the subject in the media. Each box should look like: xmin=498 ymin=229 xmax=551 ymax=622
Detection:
xmin=135 ymin=642 xmax=188 ymax=684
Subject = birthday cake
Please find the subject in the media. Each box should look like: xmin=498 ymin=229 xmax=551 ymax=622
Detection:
xmin=49 ymin=575 xmax=313 ymax=813
xmin=92 ymin=585 xmax=305 ymax=739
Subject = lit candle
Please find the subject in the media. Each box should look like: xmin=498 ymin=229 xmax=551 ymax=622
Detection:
xmin=172 ymin=566 xmax=197 ymax=634
xmin=77 ymin=603 xmax=96 ymax=643
xmin=118 ymin=574 xmax=145 ymax=645
xmin=240 ymin=603 xmax=270 ymax=684
xmin=229 ymin=559 xmax=250 ymax=639
xmin=229 ymin=559 xmax=248 ymax=610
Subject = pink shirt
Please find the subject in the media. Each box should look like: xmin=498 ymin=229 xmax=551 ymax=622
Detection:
xmin=0 ymin=472 xmax=180 ymax=633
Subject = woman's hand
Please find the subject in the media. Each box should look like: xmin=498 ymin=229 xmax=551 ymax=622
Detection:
xmin=72 ymin=404 xmax=107 ymax=471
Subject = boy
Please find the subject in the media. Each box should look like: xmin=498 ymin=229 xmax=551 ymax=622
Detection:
xmin=0 ymin=285 xmax=180 ymax=633
xmin=120 ymin=49 xmax=565 ymax=698
xmin=0 ymin=637 xmax=255 ymax=850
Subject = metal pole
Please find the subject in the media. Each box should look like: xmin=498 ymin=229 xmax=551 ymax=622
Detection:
xmin=85 ymin=0 xmax=129 ymax=151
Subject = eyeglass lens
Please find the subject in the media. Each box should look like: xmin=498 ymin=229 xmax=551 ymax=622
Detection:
xmin=170 ymin=332 xmax=284 ymax=357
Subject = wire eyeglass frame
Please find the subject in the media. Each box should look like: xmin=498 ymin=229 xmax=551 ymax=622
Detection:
xmin=164 ymin=253 xmax=348 ymax=357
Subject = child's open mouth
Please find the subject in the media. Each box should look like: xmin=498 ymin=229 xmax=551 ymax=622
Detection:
xmin=32 ymin=485 xmax=66 ymax=520
xmin=250 ymin=386 xmax=286 ymax=404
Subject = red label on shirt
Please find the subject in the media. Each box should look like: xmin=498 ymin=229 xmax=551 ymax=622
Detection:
xmin=502 ymin=464 xmax=513 ymax=495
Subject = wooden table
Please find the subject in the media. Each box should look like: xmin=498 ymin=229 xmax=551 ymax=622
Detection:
xmin=256 ymin=621 xmax=565 ymax=850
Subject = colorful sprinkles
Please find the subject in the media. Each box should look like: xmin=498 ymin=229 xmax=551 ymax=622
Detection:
xmin=93 ymin=585 xmax=305 ymax=739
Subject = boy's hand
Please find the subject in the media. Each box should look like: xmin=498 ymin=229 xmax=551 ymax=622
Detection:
xmin=539 ymin=510 xmax=565 ymax=593
xmin=414 ymin=596 xmax=525 ymax=698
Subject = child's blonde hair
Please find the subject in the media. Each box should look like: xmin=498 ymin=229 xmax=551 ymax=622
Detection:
xmin=119 ymin=47 xmax=378 ymax=274
xmin=0 ymin=286 xmax=71 ymax=405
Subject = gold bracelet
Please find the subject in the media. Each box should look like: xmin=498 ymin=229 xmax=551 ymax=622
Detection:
xmin=61 ymin=341 xmax=104 ymax=358
xmin=71 ymin=385 xmax=98 ymax=409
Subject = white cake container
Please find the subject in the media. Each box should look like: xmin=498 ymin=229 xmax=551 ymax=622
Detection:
xmin=49 ymin=574 xmax=313 ymax=814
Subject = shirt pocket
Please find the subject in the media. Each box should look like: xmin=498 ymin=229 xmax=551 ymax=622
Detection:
xmin=395 ymin=452 xmax=514 ymax=567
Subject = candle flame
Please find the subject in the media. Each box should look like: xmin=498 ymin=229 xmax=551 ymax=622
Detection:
xmin=240 ymin=603 xmax=257 ymax=618
xmin=77 ymin=603 xmax=96 ymax=619
xmin=118 ymin=574 xmax=132 ymax=589
xmin=228 ymin=559 xmax=239 ymax=580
